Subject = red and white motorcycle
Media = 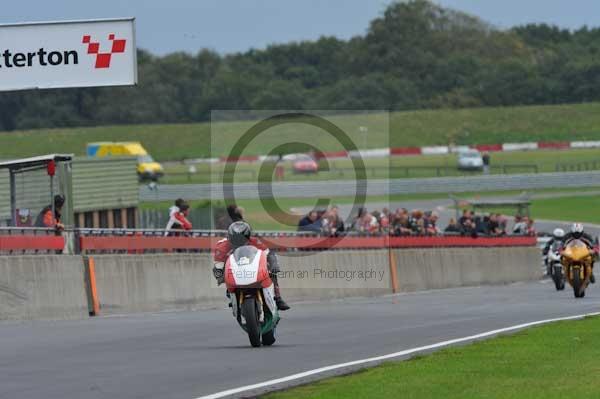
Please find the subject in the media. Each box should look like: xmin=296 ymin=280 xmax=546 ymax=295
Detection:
xmin=224 ymin=245 xmax=280 ymax=347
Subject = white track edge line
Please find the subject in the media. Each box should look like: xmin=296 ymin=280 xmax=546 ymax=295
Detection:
xmin=195 ymin=312 xmax=600 ymax=399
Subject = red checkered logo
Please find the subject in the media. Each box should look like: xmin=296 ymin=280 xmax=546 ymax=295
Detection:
xmin=82 ymin=34 xmax=127 ymax=69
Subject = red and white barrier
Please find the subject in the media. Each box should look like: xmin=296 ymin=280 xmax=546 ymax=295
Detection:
xmin=570 ymin=141 xmax=600 ymax=149
xmin=186 ymin=140 xmax=600 ymax=165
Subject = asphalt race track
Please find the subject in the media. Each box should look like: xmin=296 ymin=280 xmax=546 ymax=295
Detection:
xmin=1 ymin=282 xmax=599 ymax=399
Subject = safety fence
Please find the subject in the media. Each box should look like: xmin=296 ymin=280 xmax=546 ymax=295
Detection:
xmin=0 ymin=227 xmax=65 ymax=254
xmin=0 ymin=227 xmax=538 ymax=255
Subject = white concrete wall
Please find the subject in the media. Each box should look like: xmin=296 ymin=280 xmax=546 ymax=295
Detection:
xmin=0 ymin=256 xmax=88 ymax=320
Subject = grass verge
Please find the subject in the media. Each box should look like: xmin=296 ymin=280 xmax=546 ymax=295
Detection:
xmin=530 ymin=195 xmax=600 ymax=224
xmin=265 ymin=316 xmax=600 ymax=399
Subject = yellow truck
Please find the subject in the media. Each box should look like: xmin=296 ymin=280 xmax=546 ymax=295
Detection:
xmin=86 ymin=142 xmax=164 ymax=181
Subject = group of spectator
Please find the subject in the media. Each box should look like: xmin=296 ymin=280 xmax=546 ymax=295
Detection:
xmin=445 ymin=209 xmax=510 ymax=236
xmin=298 ymin=206 xmax=438 ymax=236
xmin=390 ymin=208 xmax=441 ymax=236
xmin=297 ymin=206 xmax=537 ymax=237
xmin=298 ymin=206 xmax=345 ymax=235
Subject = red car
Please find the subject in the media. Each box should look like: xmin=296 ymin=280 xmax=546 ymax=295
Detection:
xmin=293 ymin=154 xmax=319 ymax=174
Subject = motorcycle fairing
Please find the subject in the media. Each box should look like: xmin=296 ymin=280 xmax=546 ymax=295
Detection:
xmin=225 ymin=246 xmax=270 ymax=290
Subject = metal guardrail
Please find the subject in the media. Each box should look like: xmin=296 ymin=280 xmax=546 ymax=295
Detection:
xmin=140 ymin=170 xmax=600 ymax=201
xmin=555 ymin=160 xmax=600 ymax=172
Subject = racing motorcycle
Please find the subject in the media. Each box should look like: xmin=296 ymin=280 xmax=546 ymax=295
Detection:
xmin=546 ymin=241 xmax=565 ymax=291
xmin=561 ymin=239 xmax=594 ymax=298
xmin=224 ymin=245 xmax=280 ymax=347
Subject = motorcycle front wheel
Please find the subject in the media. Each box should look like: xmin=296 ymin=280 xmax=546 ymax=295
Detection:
xmin=242 ymin=297 xmax=262 ymax=347
xmin=572 ymin=271 xmax=584 ymax=298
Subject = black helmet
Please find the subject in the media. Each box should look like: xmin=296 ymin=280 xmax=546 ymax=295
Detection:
xmin=54 ymin=195 xmax=65 ymax=208
xmin=228 ymin=221 xmax=252 ymax=248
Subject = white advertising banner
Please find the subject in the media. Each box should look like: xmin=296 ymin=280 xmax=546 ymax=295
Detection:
xmin=0 ymin=18 xmax=137 ymax=91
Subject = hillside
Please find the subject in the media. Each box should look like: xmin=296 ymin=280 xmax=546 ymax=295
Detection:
xmin=3 ymin=1 xmax=600 ymax=131
xmin=3 ymin=102 xmax=600 ymax=161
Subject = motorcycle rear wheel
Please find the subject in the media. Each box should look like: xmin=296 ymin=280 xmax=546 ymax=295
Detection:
xmin=242 ymin=298 xmax=262 ymax=347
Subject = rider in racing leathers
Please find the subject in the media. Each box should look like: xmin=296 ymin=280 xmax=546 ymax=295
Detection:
xmin=212 ymin=221 xmax=290 ymax=311
xmin=543 ymin=228 xmax=566 ymax=276
xmin=563 ymin=223 xmax=597 ymax=284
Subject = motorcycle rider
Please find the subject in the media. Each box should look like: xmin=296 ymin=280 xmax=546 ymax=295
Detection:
xmin=563 ymin=223 xmax=597 ymax=284
xmin=212 ymin=221 xmax=290 ymax=311
xmin=543 ymin=228 xmax=566 ymax=275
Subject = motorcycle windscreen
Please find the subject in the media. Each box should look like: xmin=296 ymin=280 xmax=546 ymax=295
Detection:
xmin=233 ymin=245 xmax=259 ymax=263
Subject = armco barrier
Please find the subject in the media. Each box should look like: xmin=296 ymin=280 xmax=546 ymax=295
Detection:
xmin=393 ymin=246 xmax=541 ymax=292
xmin=0 ymin=256 xmax=88 ymax=320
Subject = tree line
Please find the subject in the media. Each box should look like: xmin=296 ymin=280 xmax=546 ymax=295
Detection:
xmin=1 ymin=0 xmax=600 ymax=132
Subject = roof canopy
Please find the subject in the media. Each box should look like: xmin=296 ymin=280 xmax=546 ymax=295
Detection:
xmin=0 ymin=154 xmax=73 ymax=172
xmin=450 ymin=193 xmax=531 ymax=217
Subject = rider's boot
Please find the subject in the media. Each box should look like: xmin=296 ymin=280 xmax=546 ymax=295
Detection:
xmin=271 ymin=274 xmax=290 ymax=311
xmin=591 ymin=273 xmax=596 ymax=284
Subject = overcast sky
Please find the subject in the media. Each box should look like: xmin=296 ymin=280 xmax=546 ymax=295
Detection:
xmin=1 ymin=1 xmax=599 ymax=55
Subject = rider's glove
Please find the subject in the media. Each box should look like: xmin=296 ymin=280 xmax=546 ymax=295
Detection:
xmin=213 ymin=262 xmax=225 ymax=285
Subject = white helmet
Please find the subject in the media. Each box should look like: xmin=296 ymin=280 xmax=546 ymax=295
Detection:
xmin=553 ymin=228 xmax=565 ymax=239
xmin=571 ymin=223 xmax=584 ymax=238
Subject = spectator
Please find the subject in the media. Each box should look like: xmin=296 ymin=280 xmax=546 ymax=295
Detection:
xmin=298 ymin=210 xmax=321 ymax=233
xmin=425 ymin=212 xmax=441 ymax=235
xmin=513 ymin=215 xmax=528 ymax=235
xmin=497 ymin=213 xmax=508 ymax=234
xmin=526 ymin=218 xmax=536 ymax=236
xmin=488 ymin=213 xmax=506 ymax=236
xmin=414 ymin=217 xmax=425 ymax=235
xmin=392 ymin=212 xmax=413 ymax=236
xmin=350 ymin=207 xmax=365 ymax=231
xmin=409 ymin=210 xmax=424 ymax=234
xmin=379 ymin=210 xmax=390 ymax=233
xmin=459 ymin=209 xmax=476 ymax=235
xmin=475 ymin=215 xmax=489 ymax=235
xmin=321 ymin=205 xmax=345 ymax=236
xmin=482 ymin=152 xmax=491 ymax=174
xmin=353 ymin=208 xmax=379 ymax=234
xmin=331 ymin=206 xmax=345 ymax=233
xmin=444 ymin=218 xmax=462 ymax=233
xmin=35 ymin=194 xmax=65 ymax=232
xmin=165 ymin=199 xmax=192 ymax=236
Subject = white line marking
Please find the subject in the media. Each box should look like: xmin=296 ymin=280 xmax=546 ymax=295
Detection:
xmin=195 ymin=312 xmax=600 ymax=399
